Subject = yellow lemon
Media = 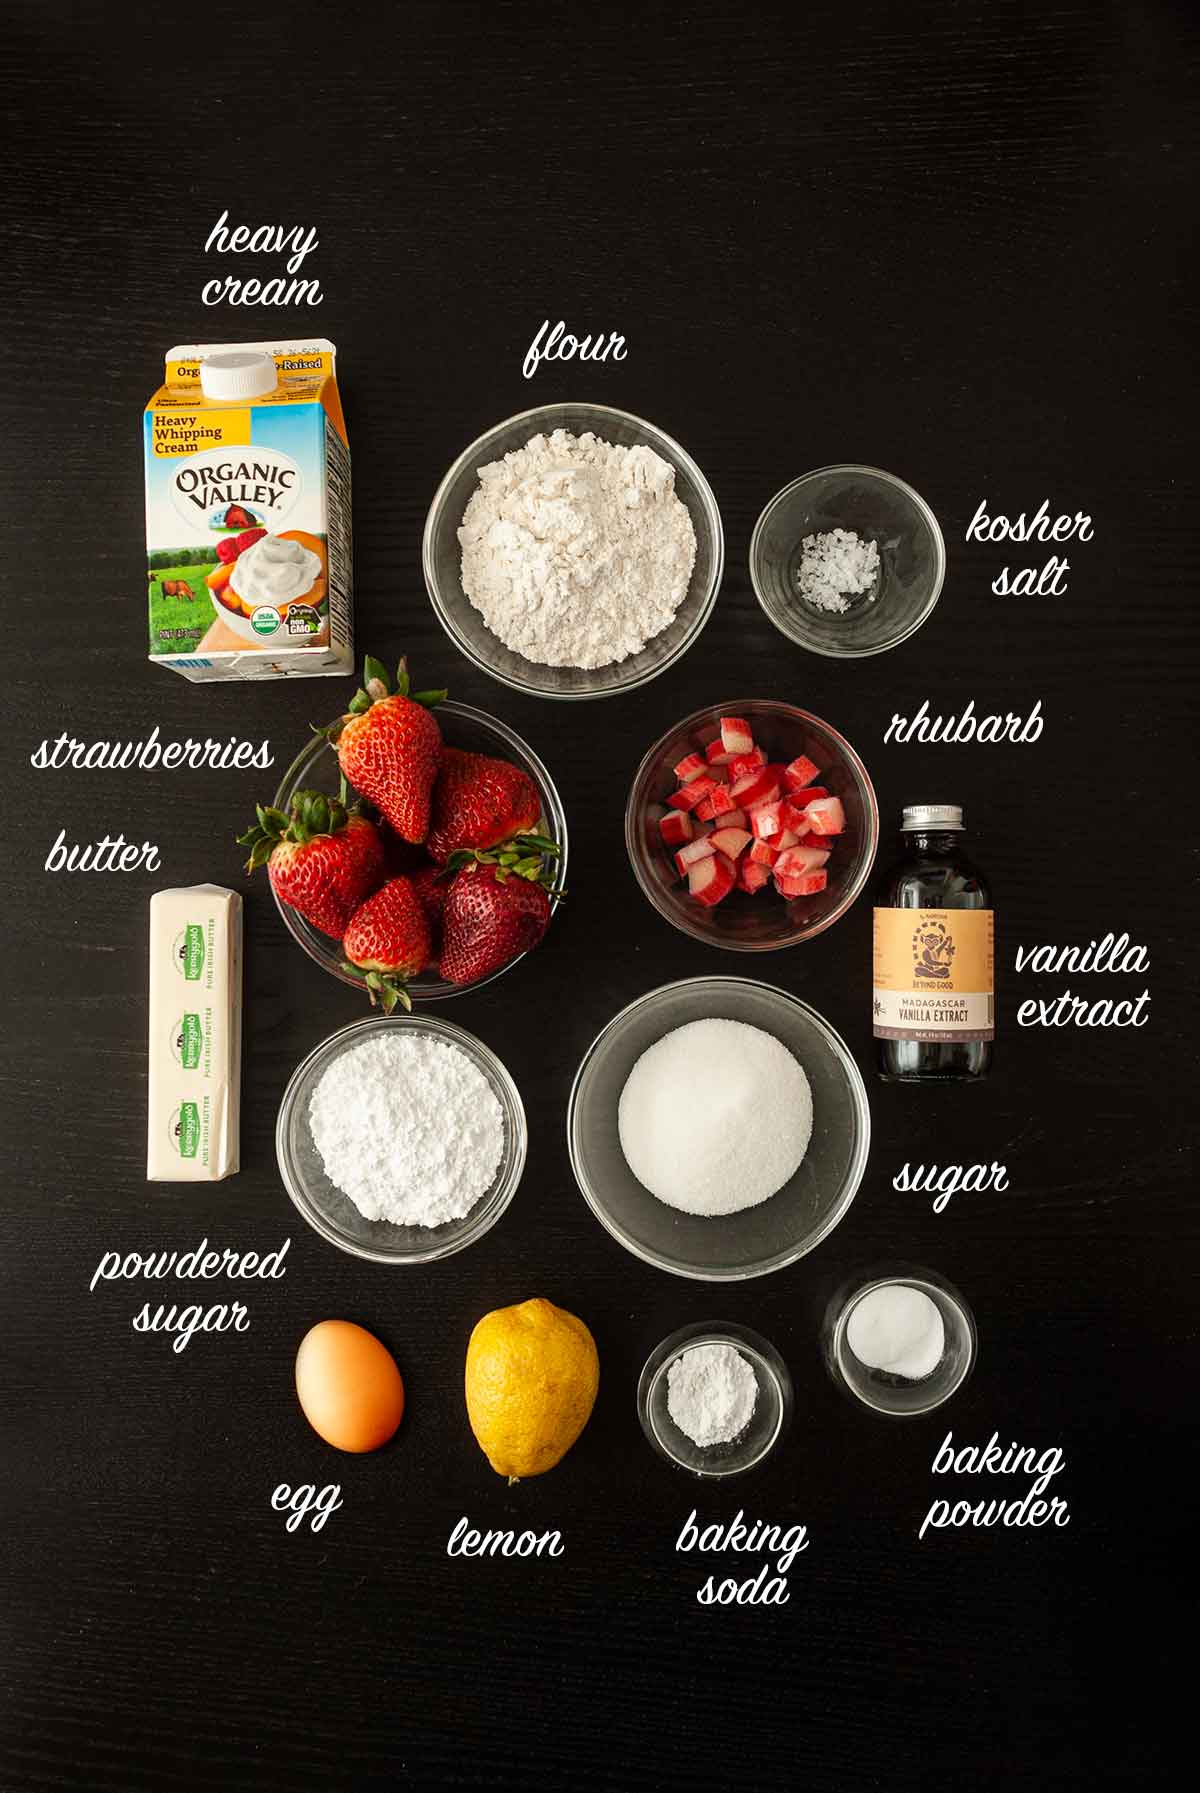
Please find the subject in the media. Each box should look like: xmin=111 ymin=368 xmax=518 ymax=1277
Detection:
xmin=465 ymin=1297 xmax=599 ymax=1480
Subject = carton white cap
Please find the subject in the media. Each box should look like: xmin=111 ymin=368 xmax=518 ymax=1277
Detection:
xmin=200 ymin=350 xmax=277 ymax=402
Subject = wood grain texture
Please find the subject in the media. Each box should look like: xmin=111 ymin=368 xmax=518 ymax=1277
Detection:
xmin=0 ymin=1 xmax=1195 ymax=1789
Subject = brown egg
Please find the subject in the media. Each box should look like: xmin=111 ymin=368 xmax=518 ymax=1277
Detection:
xmin=294 ymin=1320 xmax=405 ymax=1453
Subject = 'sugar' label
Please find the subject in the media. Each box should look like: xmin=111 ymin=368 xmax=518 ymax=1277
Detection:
xmin=873 ymin=907 xmax=994 ymax=1042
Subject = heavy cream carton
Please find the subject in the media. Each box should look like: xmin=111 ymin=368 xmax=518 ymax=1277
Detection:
xmin=144 ymin=339 xmax=353 ymax=681
xmin=147 ymin=886 xmax=242 ymax=1181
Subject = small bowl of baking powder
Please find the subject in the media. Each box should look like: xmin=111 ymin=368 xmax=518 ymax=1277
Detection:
xmin=750 ymin=464 xmax=945 ymax=657
xmin=638 ymin=1322 xmax=793 ymax=1477
xmin=277 ymin=1014 xmax=527 ymax=1264
xmin=423 ymin=401 xmax=724 ymax=700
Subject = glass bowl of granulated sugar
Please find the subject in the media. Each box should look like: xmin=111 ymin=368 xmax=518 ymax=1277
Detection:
xmin=568 ymin=976 xmax=871 ymax=1281
xmin=423 ymin=401 xmax=724 ymax=699
xmin=750 ymin=464 xmax=945 ymax=657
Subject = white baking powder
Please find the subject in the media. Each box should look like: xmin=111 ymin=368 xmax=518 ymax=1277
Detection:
xmin=457 ymin=428 xmax=697 ymax=669
xmin=617 ymin=1018 xmax=813 ymax=1215
xmin=308 ymin=1033 xmax=504 ymax=1227
xmin=846 ymin=1284 xmax=945 ymax=1380
xmin=667 ymin=1342 xmax=758 ymax=1447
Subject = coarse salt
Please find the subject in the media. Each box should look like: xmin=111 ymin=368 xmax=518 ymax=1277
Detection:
xmin=797 ymin=528 xmax=879 ymax=614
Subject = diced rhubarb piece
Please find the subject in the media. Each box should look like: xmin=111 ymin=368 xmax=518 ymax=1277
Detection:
xmin=784 ymin=786 xmax=828 ymax=809
xmin=719 ymin=716 xmax=755 ymax=756
xmin=776 ymin=828 xmax=800 ymax=850
xmin=673 ymin=752 xmax=707 ymax=784
xmin=775 ymin=869 xmax=827 ymax=898
xmin=688 ymin=851 xmax=737 ymax=906
xmin=737 ymin=858 xmax=772 ymax=893
xmin=775 ymin=843 xmax=832 ymax=879
xmin=805 ymin=796 xmax=845 ymax=836
xmin=667 ymin=775 xmax=717 ymax=813
xmin=719 ymin=806 xmax=747 ymax=831
xmin=659 ymin=810 xmax=693 ymax=848
xmin=708 ymin=785 xmax=737 ymax=818
xmin=705 ymin=738 xmax=737 ymax=766
xmin=783 ymin=755 xmax=822 ymax=792
xmin=750 ymin=800 xmax=786 ymax=841
xmin=749 ymin=839 xmax=780 ymax=867
xmin=694 ymin=796 xmax=717 ymax=821
xmin=780 ymin=800 xmax=813 ymax=836
xmin=729 ymin=747 xmax=766 ymax=780
xmin=706 ymin=762 xmax=731 ymax=786
xmin=675 ymin=836 xmax=716 ymax=875
xmin=709 ymin=826 xmax=752 ymax=860
xmin=730 ymin=769 xmax=781 ymax=809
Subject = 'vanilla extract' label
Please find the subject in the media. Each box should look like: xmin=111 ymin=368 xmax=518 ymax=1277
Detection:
xmin=873 ymin=907 xmax=994 ymax=1042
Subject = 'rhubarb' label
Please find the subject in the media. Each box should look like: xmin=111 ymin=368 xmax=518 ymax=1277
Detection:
xmin=873 ymin=907 xmax=994 ymax=1042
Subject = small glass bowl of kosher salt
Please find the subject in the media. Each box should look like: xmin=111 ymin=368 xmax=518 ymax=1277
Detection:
xmin=422 ymin=401 xmax=724 ymax=700
xmin=750 ymin=465 xmax=945 ymax=657
xmin=276 ymin=1014 xmax=527 ymax=1264
xmin=824 ymin=1267 xmax=977 ymax=1416
xmin=638 ymin=1323 xmax=793 ymax=1478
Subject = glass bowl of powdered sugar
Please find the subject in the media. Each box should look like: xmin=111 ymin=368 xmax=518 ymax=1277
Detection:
xmin=638 ymin=1322 xmax=793 ymax=1478
xmin=750 ymin=464 xmax=945 ymax=657
xmin=422 ymin=402 xmax=723 ymax=699
xmin=277 ymin=1014 xmax=527 ymax=1263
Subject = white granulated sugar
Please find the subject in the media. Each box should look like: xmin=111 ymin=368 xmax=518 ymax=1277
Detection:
xmin=308 ymin=1033 xmax=504 ymax=1227
xmin=797 ymin=527 xmax=880 ymax=614
xmin=457 ymin=428 xmax=698 ymax=670
xmin=667 ymin=1342 xmax=758 ymax=1448
xmin=617 ymin=1018 xmax=813 ymax=1216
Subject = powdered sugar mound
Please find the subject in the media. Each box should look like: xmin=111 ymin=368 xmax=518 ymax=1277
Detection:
xmin=617 ymin=1018 xmax=813 ymax=1216
xmin=457 ymin=428 xmax=698 ymax=670
xmin=308 ymin=1033 xmax=504 ymax=1227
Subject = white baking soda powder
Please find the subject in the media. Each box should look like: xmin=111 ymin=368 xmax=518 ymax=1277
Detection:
xmin=308 ymin=1033 xmax=504 ymax=1227
xmin=667 ymin=1343 xmax=758 ymax=1447
xmin=617 ymin=1018 xmax=813 ymax=1215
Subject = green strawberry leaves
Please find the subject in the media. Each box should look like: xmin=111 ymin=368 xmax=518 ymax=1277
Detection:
xmin=237 ymin=789 xmax=352 ymax=871
xmin=339 ymin=961 xmax=413 ymax=1014
xmin=445 ymin=833 xmax=563 ymax=892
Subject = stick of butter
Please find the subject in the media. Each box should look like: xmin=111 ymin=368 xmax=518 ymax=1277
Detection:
xmin=147 ymin=885 xmax=242 ymax=1181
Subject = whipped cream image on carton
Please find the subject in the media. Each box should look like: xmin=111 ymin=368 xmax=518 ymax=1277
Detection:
xmin=144 ymin=339 xmax=353 ymax=680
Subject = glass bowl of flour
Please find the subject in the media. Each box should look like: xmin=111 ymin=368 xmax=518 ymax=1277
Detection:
xmin=567 ymin=977 xmax=870 ymax=1281
xmin=422 ymin=402 xmax=724 ymax=699
xmin=277 ymin=1015 xmax=527 ymax=1263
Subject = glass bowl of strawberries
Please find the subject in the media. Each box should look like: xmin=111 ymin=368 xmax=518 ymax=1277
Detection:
xmin=625 ymin=700 xmax=878 ymax=950
xmin=264 ymin=662 xmax=568 ymax=1003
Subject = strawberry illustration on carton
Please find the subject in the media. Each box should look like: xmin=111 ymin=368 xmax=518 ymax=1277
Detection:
xmin=144 ymin=338 xmax=353 ymax=682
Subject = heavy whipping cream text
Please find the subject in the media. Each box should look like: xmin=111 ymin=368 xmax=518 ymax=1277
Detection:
xmin=231 ymin=534 xmax=322 ymax=607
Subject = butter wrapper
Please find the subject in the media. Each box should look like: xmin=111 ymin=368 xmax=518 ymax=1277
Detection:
xmin=147 ymin=885 xmax=242 ymax=1181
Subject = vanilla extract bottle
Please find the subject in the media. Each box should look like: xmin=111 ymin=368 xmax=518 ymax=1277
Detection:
xmin=873 ymin=805 xmax=994 ymax=1083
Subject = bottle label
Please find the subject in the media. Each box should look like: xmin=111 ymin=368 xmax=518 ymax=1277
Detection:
xmin=873 ymin=907 xmax=994 ymax=1041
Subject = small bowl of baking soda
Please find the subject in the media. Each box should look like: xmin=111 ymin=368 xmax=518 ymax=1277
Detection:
xmin=638 ymin=1322 xmax=793 ymax=1477
xmin=750 ymin=465 xmax=945 ymax=658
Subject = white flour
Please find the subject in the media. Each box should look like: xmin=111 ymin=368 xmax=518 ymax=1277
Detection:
xmin=308 ymin=1033 xmax=504 ymax=1227
xmin=457 ymin=428 xmax=697 ymax=669
xmin=667 ymin=1342 xmax=758 ymax=1447
xmin=618 ymin=1018 xmax=813 ymax=1216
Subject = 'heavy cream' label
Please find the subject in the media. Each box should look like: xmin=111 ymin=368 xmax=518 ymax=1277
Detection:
xmin=147 ymin=885 xmax=241 ymax=1180
xmin=873 ymin=907 xmax=994 ymax=1042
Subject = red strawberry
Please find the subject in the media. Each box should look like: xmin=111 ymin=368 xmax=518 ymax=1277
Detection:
xmin=426 ymin=748 xmax=542 ymax=865
xmin=439 ymin=848 xmax=558 ymax=985
xmin=330 ymin=655 xmax=446 ymax=844
xmin=341 ymin=876 xmax=431 ymax=1012
xmin=410 ymin=863 xmax=449 ymax=968
xmin=238 ymin=792 xmax=384 ymax=938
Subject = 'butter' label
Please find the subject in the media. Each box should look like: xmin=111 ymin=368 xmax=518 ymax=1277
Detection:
xmin=873 ymin=907 xmax=994 ymax=1043
xmin=148 ymin=886 xmax=241 ymax=1181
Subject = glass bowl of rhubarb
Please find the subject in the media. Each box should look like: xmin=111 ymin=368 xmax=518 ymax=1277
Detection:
xmin=422 ymin=400 xmax=724 ymax=700
xmin=625 ymin=699 xmax=878 ymax=951
xmin=271 ymin=701 xmax=568 ymax=1001
xmin=750 ymin=464 xmax=945 ymax=658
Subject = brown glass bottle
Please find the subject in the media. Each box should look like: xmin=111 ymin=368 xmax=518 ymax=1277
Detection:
xmin=873 ymin=804 xmax=993 ymax=1083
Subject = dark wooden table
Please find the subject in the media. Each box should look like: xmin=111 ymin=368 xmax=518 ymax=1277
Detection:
xmin=2 ymin=4 xmax=1195 ymax=1788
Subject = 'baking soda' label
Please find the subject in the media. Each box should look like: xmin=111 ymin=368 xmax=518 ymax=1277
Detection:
xmin=873 ymin=907 xmax=994 ymax=1042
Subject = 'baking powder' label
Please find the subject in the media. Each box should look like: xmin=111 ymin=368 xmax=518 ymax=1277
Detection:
xmin=873 ymin=907 xmax=994 ymax=1042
